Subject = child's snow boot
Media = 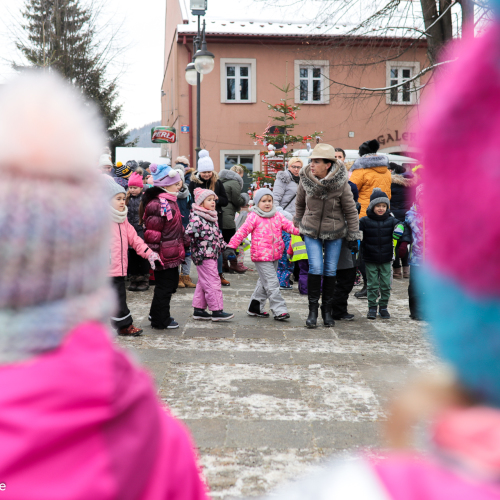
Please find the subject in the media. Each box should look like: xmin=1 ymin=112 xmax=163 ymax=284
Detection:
xmin=193 ymin=308 xmax=212 ymax=320
xmin=367 ymin=307 xmax=377 ymax=320
xmin=212 ymin=310 xmax=234 ymax=321
xmin=247 ymin=299 xmax=270 ymax=318
xmin=379 ymin=306 xmax=391 ymax=319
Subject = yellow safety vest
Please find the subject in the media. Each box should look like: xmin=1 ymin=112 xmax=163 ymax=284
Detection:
xmin=289 ymin=235 xmax=308 ymax=262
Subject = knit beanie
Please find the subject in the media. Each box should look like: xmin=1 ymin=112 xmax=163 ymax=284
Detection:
xmin=367 ymin=187 xmax=390 ymax=211
xmin=253 ymin=188 xmax=274 ymax=206
xmin=114 ymin=161 xmax=132 ymax=178
xmin=150 ymin=162 xmax=181 ymax=187
xmin=194 ymin=187 xmax=215 ymax=206
xmin=197 ymin=149 xmax=214 ymax=172
xmin=415 ymin=22 xmax=500 ymax=407
xmin=0 ymin=71 xmax=114 ymax=364
xmin=176 ymin=156 xmax=190 ymax=166
xmin=358 ymin=139 xmax=380 ymax=157
xmin=128 ymin=172 xmax=144 ymax=188
xmin=103 ymin=175 xmax=126 ymax=199
xmin=99 ymin=153 xmax=113 ymax=167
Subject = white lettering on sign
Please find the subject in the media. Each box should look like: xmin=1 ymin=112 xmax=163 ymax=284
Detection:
xmin=0 ymin=483 xmax=6 ymax=491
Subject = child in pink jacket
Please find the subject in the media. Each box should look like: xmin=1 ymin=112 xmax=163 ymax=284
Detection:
xmin=0 ymin=73 xmax=208 ymax=500
xmin=224 ymin=188 xmax=299 ymax=320
xmin=105 ymin=176 xmax=160 ymax=336
xmin=185 ymin=188 xmax=234 ymax=322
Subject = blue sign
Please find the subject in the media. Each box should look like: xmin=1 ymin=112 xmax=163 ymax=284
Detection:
xmin=181 ymin=125 xmax=190 ymax=134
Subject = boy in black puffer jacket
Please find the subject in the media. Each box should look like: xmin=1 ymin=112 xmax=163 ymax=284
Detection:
xmin=359 ymin=188 xmax=400 ymax=320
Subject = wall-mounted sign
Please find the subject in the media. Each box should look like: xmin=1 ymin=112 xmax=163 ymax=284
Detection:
xmin=377 ymin=130 xmax=416 ymax=146
xmin=181 ymin=125 xmax=190 ymax=134
xmin=151 ymin=126 xmax=176 ymax=144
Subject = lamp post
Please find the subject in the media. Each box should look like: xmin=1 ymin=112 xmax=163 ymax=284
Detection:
xmin=185 ymin=2 xmax=214 ymax=169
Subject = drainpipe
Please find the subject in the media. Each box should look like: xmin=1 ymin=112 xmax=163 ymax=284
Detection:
xmin=183 ymin=36 xmax=194 ymax=164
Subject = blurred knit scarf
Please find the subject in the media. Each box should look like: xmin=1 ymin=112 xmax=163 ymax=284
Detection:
xmin=110 ymin=205 xmax=128 ymax=223
xmin=193 ymin=204 xmax=218 ymax=223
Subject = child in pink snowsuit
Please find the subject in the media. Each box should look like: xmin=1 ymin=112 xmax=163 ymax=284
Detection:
xmin=104 ymin=175 xmax=160 ymax=336
xmin=225 ymin=188 xmax=300 ymax=321
xmin=185 ymin=188 xmax=233 ymax=321
xmin=0 ymin=73 xmax=208 ymax=500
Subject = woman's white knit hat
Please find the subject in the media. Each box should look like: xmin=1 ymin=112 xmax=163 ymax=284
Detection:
xmin=197 ymin=149 xmax=214 ymax=172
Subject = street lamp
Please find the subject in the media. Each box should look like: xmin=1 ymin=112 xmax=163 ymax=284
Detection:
xmin=184 ymin=16 xmax=214 ymax=168
xmin=185 ymin=62 xmax=203 ymax=86
xmin=193 ymin=28 xmax=215 ymax=74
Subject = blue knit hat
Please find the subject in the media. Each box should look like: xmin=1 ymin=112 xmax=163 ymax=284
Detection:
xmin=150 ymin=161 xmax=181 ymax=187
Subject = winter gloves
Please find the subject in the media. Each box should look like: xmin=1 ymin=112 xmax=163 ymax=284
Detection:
xmin=223 ymin=248 xmax=237 ymax=260
xmin=148 ymin=252 xmax=162 ymax=270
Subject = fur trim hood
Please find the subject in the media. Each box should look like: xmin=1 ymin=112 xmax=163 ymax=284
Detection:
xmin=275 ymin=170 xmax=293 ymax=185
xmin=351 ymin=154 xmax=389 ymax=171
xmin=299 ymin=162 xmax=348 ymax=200
xmin=142 ymin=186 xmax=169 ymax=209
xmin=391 ymin=171 xmax=417 ymax=187
xmin=218 ymin=168 xmax=243 ymax=189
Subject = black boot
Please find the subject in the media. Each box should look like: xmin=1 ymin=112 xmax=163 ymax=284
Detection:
xmin=354 ymin=281 xmax=367 ymax=299
xmin=321 ymin=276 xmax=336 ymax=327
xmin=306 ymin=274 xmax=322 ymax=328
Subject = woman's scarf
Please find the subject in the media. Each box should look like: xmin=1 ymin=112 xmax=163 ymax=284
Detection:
xmin=250 ymin=205 xmax=277 ymax=218
xmin=110 ymin=205 xmax=128 ymax=223
xmin=158 ymin=192 xmax=178 ymax=220
xmin=290 ymin=171 xmax=300 ymax=184
xmin=193 ymin=204 xmax=218 ymax=223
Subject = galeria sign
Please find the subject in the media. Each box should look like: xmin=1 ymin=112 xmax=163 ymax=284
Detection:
xmin=151 ymin=126 xmax=176 ymax=144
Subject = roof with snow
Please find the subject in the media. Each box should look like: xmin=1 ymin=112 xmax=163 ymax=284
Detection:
xmin=177 ymin=0 xmax=432 ymax=40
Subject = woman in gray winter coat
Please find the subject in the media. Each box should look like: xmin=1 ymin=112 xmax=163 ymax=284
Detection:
xmin=219 ymin=165 xmax=250 ymax=273
xmin=274 ymin=157 xmax=304 ymax=289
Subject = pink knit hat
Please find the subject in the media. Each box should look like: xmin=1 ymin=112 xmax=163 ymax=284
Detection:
xmin=194 ymin=187 xmax=215 ymax=206
xmin=128 ymin=172 xmax=143 ymax=188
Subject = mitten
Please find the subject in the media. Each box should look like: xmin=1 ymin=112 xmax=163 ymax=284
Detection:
xmin=148 ymin=252 xmax=161 ymax=270
xmin=223 ymin=248 xmax=237 ymax=260
xmin=347 ymin=240 xmax=358 ymax=252
xmin=398 ymin=242 xmax=409 ymax=258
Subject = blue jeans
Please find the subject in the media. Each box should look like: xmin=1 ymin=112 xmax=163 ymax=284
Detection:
xmin=304 ymin=236 xmax=342 ymax=276
xmin=218 ymin=254 xmax=223 ymax=274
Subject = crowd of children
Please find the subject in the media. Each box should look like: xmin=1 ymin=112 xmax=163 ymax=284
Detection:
xmin=103 ymin=143 xmax=424 ymax=334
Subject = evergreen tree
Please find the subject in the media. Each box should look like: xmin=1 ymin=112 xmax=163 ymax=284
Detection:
xmin=249 ymin=83 xmax=322 ymax=187
xmin=15 ymin=0 xmax=133 ymax=157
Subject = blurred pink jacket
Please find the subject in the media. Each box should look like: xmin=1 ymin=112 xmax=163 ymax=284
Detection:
xmin=0 ymin=322 xmax=208 ymax=500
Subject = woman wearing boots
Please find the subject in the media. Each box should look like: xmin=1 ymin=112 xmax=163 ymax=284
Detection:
xmin=294 ymin=144 xmax=361 ymax=328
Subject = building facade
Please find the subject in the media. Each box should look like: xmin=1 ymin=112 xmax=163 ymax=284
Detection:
xmin=162 ymin=0 xmax=429 ymax=180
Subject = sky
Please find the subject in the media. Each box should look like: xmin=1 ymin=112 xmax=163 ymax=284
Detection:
xmin=0 ymin=0 xmax=165 ymax=130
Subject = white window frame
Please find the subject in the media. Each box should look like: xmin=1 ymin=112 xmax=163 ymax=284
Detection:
xmin=386 ymin=61 xmax=420 ymax=106
xmin=220 ymin=58 xmax=257 ymax=104
xmin=294 ymin=60 xmax=330 ymax=104
xmin=219 ymin=149 xmax=261 ymax=173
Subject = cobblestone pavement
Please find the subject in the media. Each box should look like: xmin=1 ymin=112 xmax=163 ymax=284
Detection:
xmin=117 ymin=262 xmax=434 ymax=499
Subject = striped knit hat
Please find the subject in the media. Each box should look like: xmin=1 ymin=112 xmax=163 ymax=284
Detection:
xmin=0 ymin=72 xmax=114 ymax=364
xmin=114 ymin=161 xmax=133 ymax=178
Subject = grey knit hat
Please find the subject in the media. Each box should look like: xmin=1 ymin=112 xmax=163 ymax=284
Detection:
xmin=103 ymin=174 xmax=126 ymax=199
xmin=253 ymin=188 xmax=274 ymax=206
xmin=367 ymin=187 xmax=390 ymax=211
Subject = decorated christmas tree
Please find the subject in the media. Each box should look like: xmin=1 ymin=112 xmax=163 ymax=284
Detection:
xmin=248 ymin=83 xmax=323 ymax=188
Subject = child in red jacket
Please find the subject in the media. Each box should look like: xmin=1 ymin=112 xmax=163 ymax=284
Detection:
xmin=142 ymin=163 xmax=190 ymax=330
xmin=104 ymin=176 xmax=159 ymax=336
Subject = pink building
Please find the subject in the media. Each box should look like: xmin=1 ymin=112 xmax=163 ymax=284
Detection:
xmin=162 ymin=0 xmax=428 ymax=183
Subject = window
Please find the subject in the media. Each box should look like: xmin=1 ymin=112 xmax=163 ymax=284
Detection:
xmin=224 ymin=154 xmax=254 ymax=192
xmin=294 ymin=60 xmax=330 ymax=104
xmin=220 ymin=58 xmax=257 ymax=103
xmin=226 ymin=64 xmax=250 ymax=102
xmin=386 ymin=61 xmax=420 ymax=106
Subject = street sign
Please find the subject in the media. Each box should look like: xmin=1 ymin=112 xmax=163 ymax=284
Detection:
xmin=151 ymin=126 xmax=176 ymax=144
xmin=181 ymin=125 xmax=190 ymax=134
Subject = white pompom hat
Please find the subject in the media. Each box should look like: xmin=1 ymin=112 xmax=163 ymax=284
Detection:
xmin=197 ymin=149 xmax=214 ymax=172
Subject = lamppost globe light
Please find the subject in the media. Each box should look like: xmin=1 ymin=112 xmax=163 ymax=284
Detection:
xmin=185 ymin=62 xmax=202 ymax=85
xmin=194 ymin=53 xmax=215 ymax=74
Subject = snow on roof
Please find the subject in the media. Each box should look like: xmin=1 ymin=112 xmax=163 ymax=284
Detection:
xmin=177 ymin=0 xmax=429 ymax=39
